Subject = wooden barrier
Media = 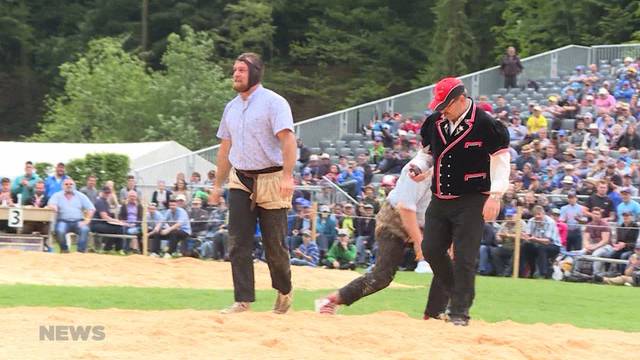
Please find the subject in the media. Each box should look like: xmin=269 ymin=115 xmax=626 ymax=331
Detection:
xmin=512 ymin=207 xmax=523 ymax=279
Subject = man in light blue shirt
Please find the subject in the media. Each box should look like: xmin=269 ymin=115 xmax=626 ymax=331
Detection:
xmin=522 ymin=206 xmax=560 ymax=278
xmin=211 ymin=52 xmax=296 ymax=315
xmin=47 ymin=178 xmax=95 ymax=253
xmin=161 ymin=198 xmax=191 ymax=257
xmin=616 ymin=188 xmax=640 ymax=224
xmin=559 ymin=192 xmax=586 ymax=251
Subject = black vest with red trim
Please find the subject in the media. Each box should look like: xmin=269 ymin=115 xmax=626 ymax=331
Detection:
xmin=420 ymin=99 xmax=509 ymax=199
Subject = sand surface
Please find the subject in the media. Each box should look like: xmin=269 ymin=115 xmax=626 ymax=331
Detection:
xmin=1 ymin=307 xmax=637 ymax=360
xmin=0 ymin=249 xmax=410 ymax=290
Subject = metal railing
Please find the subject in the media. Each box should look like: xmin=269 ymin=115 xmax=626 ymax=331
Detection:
xmin=133 ymin=43 xmax=640 ymax=183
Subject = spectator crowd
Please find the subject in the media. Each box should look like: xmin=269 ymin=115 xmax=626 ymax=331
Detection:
xmin=1 ymin=56 xmax=640 ymax=285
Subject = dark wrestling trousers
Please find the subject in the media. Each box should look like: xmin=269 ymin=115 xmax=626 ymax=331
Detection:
xmin=228 ymin=171 xmax=291 ymax=302
xmin=339 ymin=203 xmax=410 ymax=305
xmin=422 ymin=193 xmax=487 ymax=319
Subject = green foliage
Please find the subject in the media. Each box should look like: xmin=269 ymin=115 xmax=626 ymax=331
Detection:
xmin=33 ymin=162 xmax=52 ymax=180
xmin=2 ymin=0 xmax=640 ymax=141
xmin=65 ymin=153 xmax=130 ymax=190
xmin=219 ymin=0 xmax=276 ymax=58
xmin=31 ymin=26 xmax=232 ymax=149
xmin=413 ymin=0 xmax=476 ymax=85
xmin=31 ymin=37 xmax=153 ymax=143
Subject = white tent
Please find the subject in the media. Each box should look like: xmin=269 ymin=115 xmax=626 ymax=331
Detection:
xmin=0 ymin=141 xmax=200 ymax=180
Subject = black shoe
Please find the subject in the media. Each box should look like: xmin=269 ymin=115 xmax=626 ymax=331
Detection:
xmin=446 ymin=315 xmax=469 ymax=326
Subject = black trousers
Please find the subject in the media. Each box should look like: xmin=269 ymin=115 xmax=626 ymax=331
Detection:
xmin=149 ymin=233 xmax=163 ymax=254
xmin=322 ymin=259 xmax=356 ymax=270
xmin=422 ymin=193 xmax=487 ymax=319
xmin=167 ymin=229 xmax=189 ymax=254
xmin=504 ymin=75 xmax=518 ymax=89
xmin=522 ymin=242 xmax=559 ymax=278
xmin=91 ymin=222 xmax=125 ymax=251
xmin=338 ymin=217 xmax=407 ymax=305
xmin=228 ymin=189 xmax=291 ymax=302
xmin=566 ymin=229 xmax=582 ymax=251
xmin=490 ymin=246 xmax=514 ymax=276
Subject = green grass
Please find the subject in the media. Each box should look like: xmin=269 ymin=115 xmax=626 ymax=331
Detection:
xmin=1 ymin=272 xmax=638 ymax=331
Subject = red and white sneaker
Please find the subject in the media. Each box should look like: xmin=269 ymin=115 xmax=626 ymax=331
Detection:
xmin=315 ymin=294 xmax=339 ymax=315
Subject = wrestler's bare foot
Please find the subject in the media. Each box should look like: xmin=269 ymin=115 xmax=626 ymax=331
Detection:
xmin=315 ymin=292 xmax=340 ymax=315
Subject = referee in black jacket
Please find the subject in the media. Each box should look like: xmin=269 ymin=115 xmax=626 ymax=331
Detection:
xmin=416 ymin=77 xmax=510 ymax=326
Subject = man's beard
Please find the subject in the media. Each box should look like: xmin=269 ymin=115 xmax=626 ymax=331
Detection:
xmin=233 ymin=81 xmax=250 ymax=93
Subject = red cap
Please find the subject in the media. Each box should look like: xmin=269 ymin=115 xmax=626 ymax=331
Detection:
xmin=479 ymin=102 xmax=493 ymax=113
xmin=428 ymin=77 xmax=465 ymax=111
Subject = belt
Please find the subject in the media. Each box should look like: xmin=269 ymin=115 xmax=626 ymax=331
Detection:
xmin=236 ymin=166 xmax=283 ymax=210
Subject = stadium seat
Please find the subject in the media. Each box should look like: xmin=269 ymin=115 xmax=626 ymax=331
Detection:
xmin=335 ymin=140 xmax=346 ymax=149
xmin=319 ymin=140 xmax=332 ymax=150
xmin=531 ymin=93 xmax=544 ymax=101
xmin=343 ymin=133 xmax=365 ymax=141
xmin=558 ymin=142 xmax=569 ymax=152
xmin=371 ymin=173 xmax=385 ymax=183
xmin=511 ymin=99 xmax=523 ymax=109
xmin=575 ymin=149 xmax=585 ymax=159
xmin=497 ymin=88 xmax=508 ymax=95
xmin=324 ymin=147 xmax=337 ymax=155
xmin=561 ymin=119 xmax=575 ymax=131
xmin=609 ymin=150 xmax=620 ymax=159
xmin=339 ymin=148 xmax=352 ymax=157
xmin=349 ymin=140 xmax=362 ymax=149
xmin=310 ymin=147 xmax=321 ymax=155
xmin=354 ymin=148 xmax=368 ymax=157
xmin=491 ymin=94 xmax=500 ymax=102
xmin=504 ymin=93 xmax=515 ymax=101
xmin=509 ymin=88 xmax=521 ymax=95
xmin=363 ymin=140 xmax=374 ymax=148
xmin=612 ymin=58 xmax=622 ymax=67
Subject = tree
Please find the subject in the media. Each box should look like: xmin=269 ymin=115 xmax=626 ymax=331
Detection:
xmin=413 ymin=0 xmax=476 ymax=85
xmin=31 ymin=26 xmax=233 ymax=150
xmin=143 ymin=26 xmax=232 ymax=149
xmin=219 ymin=0 xmax=276 ymax=59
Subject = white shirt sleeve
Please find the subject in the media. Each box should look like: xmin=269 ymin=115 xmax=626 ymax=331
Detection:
xmin=408 ymin=146 xmax=432 ymax=172
xmin=489 ymin=151 xmax=510 ymax=194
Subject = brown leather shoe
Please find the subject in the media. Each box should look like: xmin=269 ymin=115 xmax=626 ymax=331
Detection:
xmin=273 ymin=291 xmax=293 ymax=314
xmin=219 ymin=302 xmax=250 ymax=314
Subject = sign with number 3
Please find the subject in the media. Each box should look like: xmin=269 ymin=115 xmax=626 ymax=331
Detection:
xmin=8 ymin=208 xmax=23 ymax=228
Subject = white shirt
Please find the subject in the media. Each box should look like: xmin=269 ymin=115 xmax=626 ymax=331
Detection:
xmin=387 ymin=149 xmax=432 ymax=227
xmin=446 ymin=99 xmax=472 ymax=136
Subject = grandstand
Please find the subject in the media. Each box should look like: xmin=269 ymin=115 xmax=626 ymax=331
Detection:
xmin=133 ymin=44 xmax=640 ymax=184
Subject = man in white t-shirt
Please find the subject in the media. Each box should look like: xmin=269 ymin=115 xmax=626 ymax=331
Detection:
xmin=316 ymin=148 xmax=433 ymax=314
